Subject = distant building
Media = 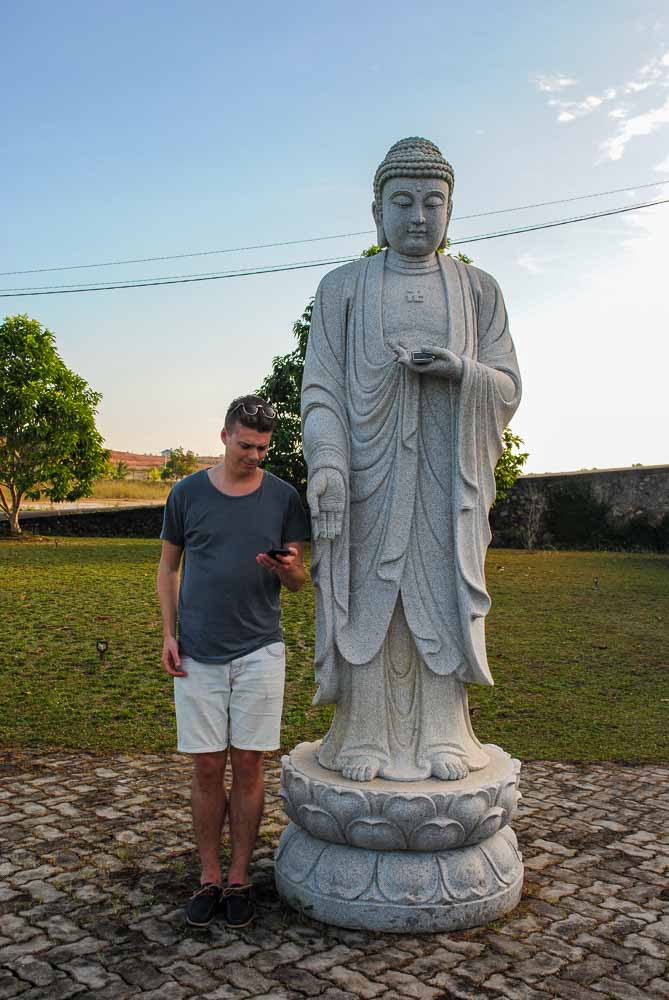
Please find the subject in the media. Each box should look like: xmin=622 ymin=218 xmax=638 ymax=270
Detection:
xmin=161 ymin=448 xmax=172 ymax=466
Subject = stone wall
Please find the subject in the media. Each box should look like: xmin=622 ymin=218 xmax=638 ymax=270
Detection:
xmin=4 ymin=465 xmax=668 ymax=551
xmin=491 ymin=465 xmax=669 ymax=550
xmin=0 ymin=505 xmax=165 ymax=538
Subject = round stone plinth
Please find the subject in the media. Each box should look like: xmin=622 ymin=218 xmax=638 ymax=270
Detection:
xmin=275 ymin=822 xmax=523 ymax=933
xmin=280 ymin=741 xmax=521 ymax=852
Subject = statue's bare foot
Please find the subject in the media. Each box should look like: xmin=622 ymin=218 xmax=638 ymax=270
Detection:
xmin=341 ymin=756 xmax=381 ymax=782
xmin=430 ymin=753 xmax=469 ymax=780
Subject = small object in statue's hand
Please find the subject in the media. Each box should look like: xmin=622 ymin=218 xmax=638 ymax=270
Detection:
xmin=267 ymin=547 xmax=291 ymax=559
xmin=410 ymin=351 xmax=435 ymax=365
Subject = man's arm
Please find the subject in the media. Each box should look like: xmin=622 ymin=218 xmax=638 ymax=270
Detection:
xmin=157 ymin=540 xmax=187 ymax=676
xmin=256 ymin=541 xmax=306 ymax=593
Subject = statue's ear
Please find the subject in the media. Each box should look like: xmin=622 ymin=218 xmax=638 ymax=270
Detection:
xmin=438 ymin=199 xmax=453 ymax=251
xmin=372 ymin=201 xmax=387 ymax=248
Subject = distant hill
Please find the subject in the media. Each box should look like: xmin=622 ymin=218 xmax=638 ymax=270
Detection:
xmin=109 ymin=450 xmax=222 ymax=470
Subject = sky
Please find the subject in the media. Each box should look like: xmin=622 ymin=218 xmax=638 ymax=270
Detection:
xmin=2 ymin=0 xmax=668 ymax=473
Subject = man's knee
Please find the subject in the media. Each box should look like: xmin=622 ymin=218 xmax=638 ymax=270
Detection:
xmin=193 ymin=751 xmax=227 ymax=785
xmin=230 ymin=747 xmax=264 ymax=783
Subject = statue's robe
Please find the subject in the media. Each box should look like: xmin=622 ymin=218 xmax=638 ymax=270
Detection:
xmin=302 ymin=251 xmax=521 ymax=780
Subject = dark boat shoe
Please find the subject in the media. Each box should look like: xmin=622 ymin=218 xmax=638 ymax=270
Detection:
xmin=184 ymin=882 xmax=223 ymax=927
xmin=223 ymin=882 xmax=255 ymax=928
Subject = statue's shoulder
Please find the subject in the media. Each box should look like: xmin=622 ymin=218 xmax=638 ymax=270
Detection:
xmin=450 ymin=258 xmax=502 ymax=298
xmin=315 ymin=257 xmax=366 ymax=297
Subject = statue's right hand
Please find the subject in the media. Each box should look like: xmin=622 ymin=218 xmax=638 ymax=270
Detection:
xmin=307 ymin=468 xmax=345 ymax=540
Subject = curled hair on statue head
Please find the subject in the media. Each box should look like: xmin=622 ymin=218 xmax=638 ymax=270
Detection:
xmin=225 ymin=394 xmax=276 ymax=434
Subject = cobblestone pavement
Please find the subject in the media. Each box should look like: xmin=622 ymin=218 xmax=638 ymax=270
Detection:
xmin=1 ymin=751 xmax=667 ymax=999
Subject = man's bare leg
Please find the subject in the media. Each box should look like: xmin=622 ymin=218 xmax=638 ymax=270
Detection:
xmin=227 ymin=747 xmax=264 ymax=885
xmin=192 ymin=750 xmax=228 ymax=885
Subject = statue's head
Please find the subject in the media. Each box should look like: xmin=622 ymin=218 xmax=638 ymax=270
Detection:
xmin=372 ymin=137 xmax=454 ymax=255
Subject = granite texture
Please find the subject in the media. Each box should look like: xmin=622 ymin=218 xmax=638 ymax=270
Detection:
xmin=279 ymin=741 xmax=521 ymax=852
xmin=300 ymin=137 xmax=521 ymax=784
xmin=279 ymin=136 xmax=524 ymax=931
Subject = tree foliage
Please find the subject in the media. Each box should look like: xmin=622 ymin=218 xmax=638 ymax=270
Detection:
xmin=258 ymin=247 xmax=526 ymax=502
xmin=0 ymin=314 xmax=109 ymax=534
xmin=494 ymin=428 xmax=529 ymax=502
xmin=160 ymin=446 xmax=198 ymax=481
xmin=109 ymin=460 xmax=129 ymax=480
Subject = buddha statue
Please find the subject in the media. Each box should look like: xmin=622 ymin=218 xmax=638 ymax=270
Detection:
xmin=302 ymin=137 xmax=521 ymax=783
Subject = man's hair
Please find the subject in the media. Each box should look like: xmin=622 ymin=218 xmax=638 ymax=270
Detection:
xmin=225 ymin=394 xmax=276 ymax=434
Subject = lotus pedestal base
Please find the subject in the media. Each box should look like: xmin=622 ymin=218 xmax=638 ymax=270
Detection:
xmin=274 ymin=740 xmax=524 ymax=933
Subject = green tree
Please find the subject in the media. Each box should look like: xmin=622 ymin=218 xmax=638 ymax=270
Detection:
xmin=494 ymin=428 xmax=529 ymax=502
xmin=109 ymin=460 xmax=129 ymax=480
xmin=258 ymin=301 xmax=312 ymax=498
xmin=0 ymin=314 xmax=109 ymax=535
xmin=258 ymin=246 xmax=526 ymax=501
xmin=160 ymin=447 xmax=198 ymax=481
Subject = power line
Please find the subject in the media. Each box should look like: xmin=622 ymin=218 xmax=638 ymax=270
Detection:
xmin=2 ymin=179 xmax=667 ymax=278
xmin=1 ymin=196 xmax=666 ymax=299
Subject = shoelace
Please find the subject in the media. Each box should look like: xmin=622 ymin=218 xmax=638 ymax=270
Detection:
xmin=193 ymin=883 xmax=221 ymax=897
xmin=223 ymin=883 xmax=251 ymax=897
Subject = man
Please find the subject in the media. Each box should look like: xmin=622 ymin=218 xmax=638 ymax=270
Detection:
xmin=157 ymin=395 xmax=309 ymax=928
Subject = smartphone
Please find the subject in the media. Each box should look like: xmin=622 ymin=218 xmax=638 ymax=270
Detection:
xmin=411 ymin=351 xmax=435 ymax=365
xmin=267 ymin=547 xmax=291 ymax=559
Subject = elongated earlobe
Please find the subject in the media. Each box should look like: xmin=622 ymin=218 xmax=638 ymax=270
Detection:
xmin=372 ymin=201 xmax=388 ymax=248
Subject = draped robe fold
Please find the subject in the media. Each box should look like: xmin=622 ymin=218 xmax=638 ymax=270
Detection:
xmin=302 ymin=251 xmax=521 ymax=779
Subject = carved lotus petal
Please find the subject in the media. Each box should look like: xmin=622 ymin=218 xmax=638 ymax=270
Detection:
xmin=480 ymin=826 xmax=521 ymax=885
xmin=320 ymin=787 xmax=370 ymax=830
xmin=277 ymin=824 xmax=327 ymax=882
xmin=438 ymin=844 xmax=490 ymax=901
xmin=382 ymin=794 xmax=436 ymax=834
xmin=409 ymin=818 xmax=465 ymax=852
xmin=278 ymin=789 xmax=299 ymax=825
xmin=498 ymin=779 xmax=519 ymax=820
xmin=314 ymin=844 xmax=376 ymax=899
xmin=284 ymin=772 xmax=311 ymax=813
xmin=470 ymin=806 xmax=504 ymax=843
xmin=346 ymin=818 xmax=406 ymax=851
xmin=449 ymin=790 xmax=490 ymax=836
xmin=377 ymin=852 xmax=439 ymax=904
xmin=297 ymin=805 xmax=346 ymax=844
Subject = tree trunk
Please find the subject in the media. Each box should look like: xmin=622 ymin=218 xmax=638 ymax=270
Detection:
xmin=8 ymin=506 xmax=21 ymax=536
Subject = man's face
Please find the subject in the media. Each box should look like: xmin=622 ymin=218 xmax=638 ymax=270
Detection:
xmin=379 ymin=176 xmax=450 ymax=257
xmin=221 ymin=423 xmax=272 ymax=476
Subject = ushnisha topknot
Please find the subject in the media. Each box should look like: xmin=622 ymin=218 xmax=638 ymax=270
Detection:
xmin=373 ymin=137 xmax=455 ymax=224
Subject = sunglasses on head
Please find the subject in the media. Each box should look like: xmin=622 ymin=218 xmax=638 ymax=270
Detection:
xmin=231 ymin=401 xmax=277 ymax=419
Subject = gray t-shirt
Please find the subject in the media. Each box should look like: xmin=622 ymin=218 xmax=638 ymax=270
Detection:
xmin=161 ymin=469 xmax=309 ymax=663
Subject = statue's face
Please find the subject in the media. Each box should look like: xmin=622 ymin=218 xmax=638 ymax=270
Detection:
xmin=379 ymin=176 xmax=450 ymax=256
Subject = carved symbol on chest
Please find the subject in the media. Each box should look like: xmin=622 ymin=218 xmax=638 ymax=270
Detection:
xmin=405 ymin=290 xmax=424 ymax=303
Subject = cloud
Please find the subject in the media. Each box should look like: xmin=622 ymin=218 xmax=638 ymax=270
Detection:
xmin=533 ymin=73 xmax=578 ymax=93
xmin=536 ymin=47 xmax=669 ymax=161
xmin=516 ymin=253 xmax=545 ymax=275
xmin=602 ymin=95 xmax=669 ymax=161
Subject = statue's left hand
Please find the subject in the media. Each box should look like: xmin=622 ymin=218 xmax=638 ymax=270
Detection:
xmin=307 ymin=468 xmax=346 ymax=540
xmin=394 ymin=339 xmax=464 ymax=382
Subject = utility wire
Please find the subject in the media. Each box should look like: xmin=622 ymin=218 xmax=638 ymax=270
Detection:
xmin=1 ymin=196 xmax=666 ymax=299
xmin=2 ymin=179 xmax=667 ymax=278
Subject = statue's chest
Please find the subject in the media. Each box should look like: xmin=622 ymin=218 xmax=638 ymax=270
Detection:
xmin=382 ymin=269 xmax=448 ymax=344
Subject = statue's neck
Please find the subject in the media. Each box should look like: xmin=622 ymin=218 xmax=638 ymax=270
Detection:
xmin=385 ymin=248 xmax=440 ymax=275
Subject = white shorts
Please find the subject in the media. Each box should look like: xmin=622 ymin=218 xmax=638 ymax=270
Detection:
xmin=174 ymin=641 xmax=286 ymax=753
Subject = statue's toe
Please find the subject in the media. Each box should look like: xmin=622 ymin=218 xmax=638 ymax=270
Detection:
xmin=342 ymin=756 xmax=381 ymax=782
xmin=430 ymin=753 xmax=469 ymax=781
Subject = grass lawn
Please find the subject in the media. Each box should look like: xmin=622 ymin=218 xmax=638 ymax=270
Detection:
xmin=1 ymin=538 xmax=667 ymax=762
